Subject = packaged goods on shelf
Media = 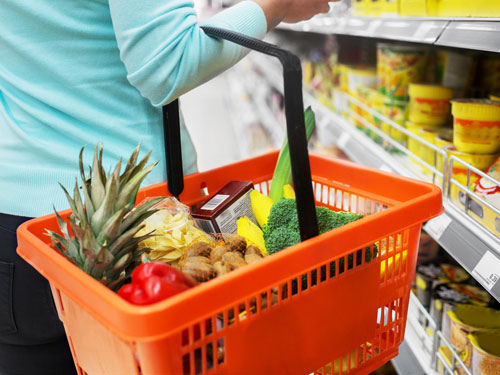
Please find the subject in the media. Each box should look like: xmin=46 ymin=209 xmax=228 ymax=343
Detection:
xmin=408 ymin=84 xmax=454 ymax=127
xmin=443 ymin=145 xmax=498 ymax=187
xmin=432 ymin=0 xmax=500 ymax=18
xmin=469 ymin=330 xmax=500 ymax=375
xmin=399 ymin=0 xmax=500 ymax=17
xmin=417 ymin=230 xmax=440 ymax=265
xmin=437 ymin=345 xmax=459 ymax=375
xmin=377 ymin=43 xmax=428 ymax=101
xmin=381 ymin=98 xmax=408 ymax=143
xmin=451 ymin=99 xmax=500 ymax=155
xmin=406 ymin=123 xmax=452 ymax=176
xmin=472 ymin=156 xmax=500 ymax=237
xmin=398 ymin=0 xmax=427 ymax=16
xmin=347 ymin=66 xmax=377 ymax=95
xmin=415 ymin=263 xmax=448 ymax=309
xmin=430 ymin=282 xmax=492 ymax=338
xmin=448 ymin=305 xmax=500 ymax=372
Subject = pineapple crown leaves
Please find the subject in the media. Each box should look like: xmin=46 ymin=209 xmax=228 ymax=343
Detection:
xmin=46 ymin=143 xmax=164 ymax=290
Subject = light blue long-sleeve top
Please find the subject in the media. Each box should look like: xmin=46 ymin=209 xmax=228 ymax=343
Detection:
xmin=0 ymin=0 xmax=267 ymax=217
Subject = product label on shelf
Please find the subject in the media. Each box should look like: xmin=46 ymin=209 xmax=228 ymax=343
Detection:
xmin=424 ymin=213 xmax=452 ymax=240
xmin=472 ymin=251 xmax=500 ymax=291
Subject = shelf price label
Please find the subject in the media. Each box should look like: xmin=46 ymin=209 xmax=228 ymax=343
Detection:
xmin=472 ymin=251 xmax=500 ymax=291
xmin=424 ymin=213 xmax=452 ymax=240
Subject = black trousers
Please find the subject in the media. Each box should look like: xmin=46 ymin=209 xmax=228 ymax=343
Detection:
xmin=0 ymin=213 xmax=75 ymax=375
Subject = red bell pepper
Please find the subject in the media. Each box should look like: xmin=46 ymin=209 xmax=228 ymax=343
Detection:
xmin=118 ymin=262 xmax=196 ymax=305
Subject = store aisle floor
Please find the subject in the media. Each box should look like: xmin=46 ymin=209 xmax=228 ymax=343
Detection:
xmin=181 ymin=72 xmax=241 ymax=172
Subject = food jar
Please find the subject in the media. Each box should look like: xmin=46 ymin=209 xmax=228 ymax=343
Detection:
xmin=377 ymin=43 xmax=428 ymax=100
xmin=448 ymin=305 xmax=500 ymax=371
xmin=469 ymin=330 xmax=500 ymax=375
xmin=409 ymin=84 xmax=454 ymax=126
xmin=452 ymin=99 xmax=500 ymax=154
xmin=442 ymin=145 xmax=498 ymax=189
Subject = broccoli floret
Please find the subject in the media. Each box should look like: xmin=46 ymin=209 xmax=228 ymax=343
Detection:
xmin=264 ymin=226 xmax=301 ymax=255
xmin=263 ymin=198 xmax=364 ymax=254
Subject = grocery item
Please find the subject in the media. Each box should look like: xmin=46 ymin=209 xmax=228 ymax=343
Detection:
xmin=430 ymin=0 xmax=500 ymax=17
xmin=347 ymin=66 xmax=377 ymax=96
xmin=475 ymin=155 xmax=500 ymax=210
xmin=436 ymin=345 xmax=457 ymax=375
xmin=448 ymin=304 xmax=500 ymax=370
xmin=417 ymin=230 xmax=440 ymax=265
xmin=415 ymin=263 xmax=445 ymax=308
xmin=430 ymin=282 xmax=491 ymax=339
xmin=138 ymin=197 xmax=211 ymax=266
xmin=420 ymin=128 xmax=453 ymax=174
xmin=451 ymin=99 xmax=500 ymax=154
xmin=473 ymin=156 xmax=500 ymax=237
xmin=435 ymin=50 xmax=475 ymax=98
xmin=435 ymin=132 xmax=454 ymax=171
xmin=441 ymin=264 xmax=470 ymax=283
xmin=408 ymin=83 xmax=454 ymax=126
xmin=406 ymin=124 xmax=452 ymax=177
xmin=236 ymin=216 xmax=267 ymax=256
xmin=192 ymin=180 xmax=256 ymax=234
xmin=178 ymin=235 xmax=263 ymax=281
xmin=117 ymin=262 xmax=196 ymax=305
xmin=249 ymin=189 xmax=274 ymax=228
xmin=442 ymin=144 xmax=498 ymax=188
xmin=381 ymin=97 xmax=408 ymax=143
xmin=491 ymin=94 xmax=500 ymax=102
xmin=469 ymin=330 xmax=500 ymax=375
xmin=263 ymin=198 xmax=364 ymax=256
xmin=46 ymin=144 xmax=164 ymax=291
xmin=377 ymin=43 xmax=428 ymax=100
xmin=268 ymin=107 xmax=316 ymax=202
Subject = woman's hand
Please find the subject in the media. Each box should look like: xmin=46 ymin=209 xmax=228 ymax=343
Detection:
xmin=254 ymin=0 xmax=335 ymax=30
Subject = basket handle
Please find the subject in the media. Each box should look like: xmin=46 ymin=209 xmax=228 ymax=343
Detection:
xmin=163 ymin=26 xmax=318 ymax=241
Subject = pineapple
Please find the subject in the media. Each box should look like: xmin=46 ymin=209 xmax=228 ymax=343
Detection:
xmin=46 ymin=144 xmax=163 ymax=291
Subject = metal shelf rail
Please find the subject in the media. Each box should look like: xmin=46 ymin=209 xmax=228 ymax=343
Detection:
xmin=248 ymin=53 xmax=500 ymax=304
xmin=277 ymin=15 xmax=500 ymax=53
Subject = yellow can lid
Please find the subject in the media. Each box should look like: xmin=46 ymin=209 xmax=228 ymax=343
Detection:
xmin=409 ymin=84 xmax=454 ymax=100
xmin=452 ymin=99 xmax=500 ymax=122
xmin=469 ymin=330 xmax=500 ymax=358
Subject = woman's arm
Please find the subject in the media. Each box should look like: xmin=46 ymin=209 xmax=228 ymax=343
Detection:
xmin=109 ymin=0 xmax=331 ymax=106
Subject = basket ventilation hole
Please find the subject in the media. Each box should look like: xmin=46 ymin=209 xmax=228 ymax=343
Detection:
xmin=217 ymin=337 xmax=225 ymax=365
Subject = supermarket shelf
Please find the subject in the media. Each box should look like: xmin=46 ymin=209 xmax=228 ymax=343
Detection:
xmin=248 ymin=53 xmax=500 ymax=303
xmin=277 ymin=16 xmax=500 ymax=52
xmin=391 ymin=340 xmax=426 ymax=375
xmin=435 ymin=20 xmax=500 ymax=52
xmin=278 ymin=16 xmax=448 ymax=44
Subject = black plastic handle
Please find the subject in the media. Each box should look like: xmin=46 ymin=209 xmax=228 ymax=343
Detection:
xmin=163 ymin=26 xmax=318 ymax=241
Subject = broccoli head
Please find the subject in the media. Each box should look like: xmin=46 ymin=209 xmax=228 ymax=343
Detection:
xmin=263 ymin=198 xmax=364 ymax=255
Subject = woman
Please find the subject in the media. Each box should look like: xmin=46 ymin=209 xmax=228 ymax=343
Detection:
xmin=0 ymin=0 xmax=332 ymax=373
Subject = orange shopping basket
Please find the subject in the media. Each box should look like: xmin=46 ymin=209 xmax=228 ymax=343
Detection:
xmin=17 ymin=27 xmax=443 ymax=375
